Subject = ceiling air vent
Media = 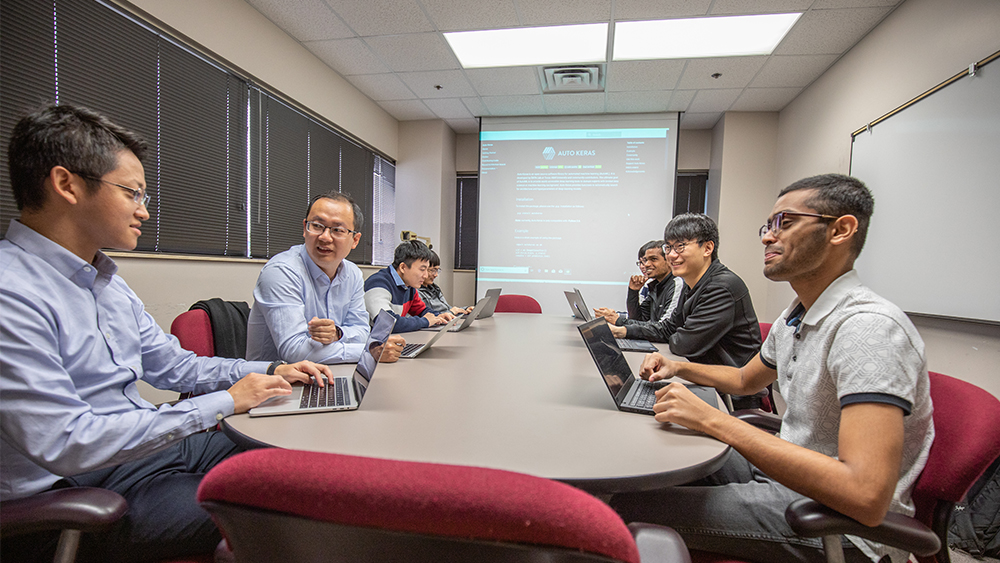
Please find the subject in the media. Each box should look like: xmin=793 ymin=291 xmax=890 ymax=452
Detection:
xmin=539 ymin=65 xmax=605 ymax=93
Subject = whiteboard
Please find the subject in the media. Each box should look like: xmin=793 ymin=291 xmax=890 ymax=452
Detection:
xmin=851 ymin=62 xmax=1000 ymax=323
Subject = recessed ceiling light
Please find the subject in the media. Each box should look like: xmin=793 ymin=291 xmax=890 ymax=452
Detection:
xmin=444 ymin=23 xmax=608 ymax=68
xmin=613 ymin=13 xmax=801 ymax=60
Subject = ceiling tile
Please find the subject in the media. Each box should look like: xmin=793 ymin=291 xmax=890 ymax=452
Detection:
xmin=245 ymin=0 xmax=354 ymax=41
xmin=542 ymin=92 xmax=607 ymax=114
xmin=774 ymin=7 xmax=893 ymax=55
xmin=686 ymin=89 xmax=743 ymax=112
xmin=462 ymin=97 xmax=489 ymax=116
xmin=346 ymin=74 xmax=415 ymax=101
xmin=327 ymin=0 xmax=434 ymax=36
xmin=679 ymin=112 xmax=723 ymax=129
xmin=750 ymin=54 xmax=839 ymax=87
xmin=464 ymin=67 xmax=540 ymax=96
xmin=709 ymin=0 xmax=813 ymax=15
xmin=515 ymin=0 xmax=613 ymax=25
xmin=482 ymin=95 xmax=546 ymax=115
xmin=397 ymin=70 xmax=477 ymax=98
xmin=605 ymin=91 xmax=671 ymax=113
xmin=812 ymin=0 xmax=900 ymax=8
xmin=666 ymin=90 xmax=697 ymax=111
xmin=444 ymin=118 xmax=481 ymax=134
xmin=378 ymin=99 xmax=437 ymax=120
xmin=304 ymin=38 xmax=391 ymax=76
xmin=676 ymin=57 xmax=768 ymax=90
xmin=419 ymin=0 xmax=521 ymax=31
xmin=613 ymin=0 xmax=711 ymax=21
xmin=606 ymin=60 xmax=685 ymax=92
xmin=729 ymin=87 xmax=802 ymax=111
xmin=364 ymin=33 xmax=461 ymax=72
xmin=424 ymin=98 xmax=475 ymax=119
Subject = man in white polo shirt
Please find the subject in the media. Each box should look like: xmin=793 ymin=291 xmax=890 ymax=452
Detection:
xmin=612 ymin=174 xmax=933 ymax=563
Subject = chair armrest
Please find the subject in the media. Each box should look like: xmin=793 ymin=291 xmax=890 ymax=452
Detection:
xmin=0 ymin=487 xmax=128 ymax=537
xmin=732 ymin=409 xmax=783 ymax=433
xmin=628 ymin=522 xmax=692 ymax=563
xmin=784 ymin=499 xmax=941 ymax=557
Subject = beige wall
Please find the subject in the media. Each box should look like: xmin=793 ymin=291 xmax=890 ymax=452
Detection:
xmin=677 ymin=129 xmax=712 ymax=171
xmin=456 ymin=133 xmax=480 ymax=173
xmin=126 ymin=0 xmax=398 ymax=158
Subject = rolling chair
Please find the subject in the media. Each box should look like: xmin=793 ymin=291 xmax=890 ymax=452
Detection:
xmin=691 ymin=372 xmax=1000 ymax=563
xmin=495 ymin=294 xmax=543 ymax=313
xmin=198 ymin=448 xmax=691 ymax=563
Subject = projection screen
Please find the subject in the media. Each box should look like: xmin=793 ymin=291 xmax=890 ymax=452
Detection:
xmin=477 ymin=113 xmax=679 ymax=315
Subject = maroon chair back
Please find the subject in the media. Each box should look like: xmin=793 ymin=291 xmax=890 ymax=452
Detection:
xmin=495 ymin=294 xmax=542 ymax=314
xmin=912 ymin=372 xmax=1000 ymax=562
xmin=198 ymin=449 xmax=640 ymax=563
xmin=759 ymin=322 xmax=772 ymax=341
xmin=170 ymin=309 xmax=214 ymax=357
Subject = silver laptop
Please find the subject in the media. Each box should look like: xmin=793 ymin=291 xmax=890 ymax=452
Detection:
xmin=421 ymin=296 xmax=492 ymax=332
xmin=567 ymin=288 xmax=659 ymax=353
xmin=249 ymin=311 xmax=396 ymax=417
xmin=577 ymin=318 xmax=718 ymax=416
xmin=476 ymin=288 xmax=502 ymax=318
xmin=400 ymin=314 xmax=463 ymax=358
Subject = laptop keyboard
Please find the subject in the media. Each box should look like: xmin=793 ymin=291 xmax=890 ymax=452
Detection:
xmin=401 ymin=342 xmax=424 ymax=356
xmin=299 ymin=377 xmax=351 ymax=408
xmin=627 ymin=382 xmax=657 ymax=409
xmin=616 ymin=338 xmax=655 ymax=351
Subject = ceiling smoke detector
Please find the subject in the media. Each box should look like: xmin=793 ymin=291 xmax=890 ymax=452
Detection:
xmin=538 ymin=65 xmax=605 ymax=93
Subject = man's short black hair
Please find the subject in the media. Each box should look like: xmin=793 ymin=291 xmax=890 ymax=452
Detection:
xmin=639 ymin=240 xmax=665 ymax=260
xmin=305 ymin=191 xmax=364 ymax=231
xmin=664 ymin=213 xmax=719 ymax=261
xmin=778 ymin=174 xmax=874 ymax=257
xmin=427 ymin=250 xmax=441 ymax=268
xmin=393 ymin=240 xmax=434 ymax=269
xmin=8 ymin=103 xmax=147 ymax=211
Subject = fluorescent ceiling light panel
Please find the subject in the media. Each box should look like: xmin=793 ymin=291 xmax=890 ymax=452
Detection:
xmin=613 ymin=13 xmax=801 ymax=60
xmin=444 ymin=23 xmax=608 ymax=68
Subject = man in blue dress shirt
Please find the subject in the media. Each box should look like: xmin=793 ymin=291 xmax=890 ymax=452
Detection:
xmin=0 ymin=104 xmax=331 ymax=562
xmin=245 ymin=191 xmax=403 ymax=364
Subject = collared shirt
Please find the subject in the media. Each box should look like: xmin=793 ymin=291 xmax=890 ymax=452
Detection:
xmin=0 ymin=220 xmax=269 ymax=501
xmin=246 ymin=245 xmax=369 ymax=364
xmin=760 ymin=270 xmax=934 ymax=563
xmin=363 ymin=266 xmax=430 ymax=333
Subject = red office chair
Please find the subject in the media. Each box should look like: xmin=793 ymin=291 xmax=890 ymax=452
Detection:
xmin=758 ymin=322 xmax=772 ymax=342
xmin=198 ymin=448 xmax=691 ymax=563
xmin=170 ymin=308 xmax=215 ymax=357
xmin=495 ymin=294 xmax=542 ymax=313
xmin=690 ymin=372 xmax=1000 ymax=563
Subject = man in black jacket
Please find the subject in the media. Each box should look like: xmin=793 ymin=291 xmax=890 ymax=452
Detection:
xmin=610 ymin=213 xmax=761 ymax=369
xmin=595 ymin=240 xmax=684 ymax=340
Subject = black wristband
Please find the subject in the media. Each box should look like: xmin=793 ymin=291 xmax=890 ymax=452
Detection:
xmin=335 ymin=325 xmax=344 ymax=341
xmin=266 ymin=360 xmax=286 ymax=375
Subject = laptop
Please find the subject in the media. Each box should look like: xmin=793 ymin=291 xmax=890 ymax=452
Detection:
xmin=566 ymin=288 xmax=659 ymax=353
xmin=249 ymin=310 xmax=396 ymax=417
xmin=421 ymin=296 xmax=492 ymax=332
xmin=577 ymin=318 xmax=719 ymax=416
xmin=476 ymin=288 xmax=503 ymax=318
xmin=400 ymin=314 xmax=463 ymax=358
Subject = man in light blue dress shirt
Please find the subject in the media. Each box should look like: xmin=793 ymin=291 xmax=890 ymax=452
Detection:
xmin=245 ymin=192 xmax=404 ymax=364
xmin=0 ymin=104 xmax=331 ymax=562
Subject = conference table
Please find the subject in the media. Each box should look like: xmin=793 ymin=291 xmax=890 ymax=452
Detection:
xmin=223 ymin=313 xmax=731 ymax=494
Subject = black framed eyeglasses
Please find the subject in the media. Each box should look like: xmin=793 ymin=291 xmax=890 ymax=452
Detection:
xmin=305 ymin=220 xmax=359 ymax=238
xmin=661 ymin=241 xmax=692 ymax=256
xmin=759 ymin=211 xmax=841 ymax=239
xmin=74 ymin=173 xmax=150 ymax=208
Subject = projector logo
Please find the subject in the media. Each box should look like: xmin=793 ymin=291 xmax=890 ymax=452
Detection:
xmin=542 ymin=147 xmax=556 ymax=160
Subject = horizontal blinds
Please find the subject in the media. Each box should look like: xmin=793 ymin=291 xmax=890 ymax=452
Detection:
xmin=455 ymin=176 xmax=478 ymax=269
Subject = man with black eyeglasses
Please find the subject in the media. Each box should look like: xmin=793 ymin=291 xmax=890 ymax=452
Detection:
xmin=247 ymin=192 xmax=403 ymax=364
xmin=0 ymin=104 xmax=332 ymax=562
xmin=612 ymin=175 xmax=933 ymax=563
xmin=594 ymin=239 xmax=684 ymax=339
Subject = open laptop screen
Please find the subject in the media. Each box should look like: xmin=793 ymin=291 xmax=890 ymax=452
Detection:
xmin=353 ymin=310 xmax=394 ymax=403
xmin=578 ymin=319 xmax=633 ymax=399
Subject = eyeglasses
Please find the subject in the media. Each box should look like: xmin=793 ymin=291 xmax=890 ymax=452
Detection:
xmin=428 ymin=267 xmax=441 ymax=274
xmin=75 ymin=173 xmax=150 ymax=208
xmin=661 ymin=241 xmax=693 ymax=256
xmin=759 ymin=211 xmax=841 ymax=239
xmin=305 ymin=220 xmax=359 ymax=238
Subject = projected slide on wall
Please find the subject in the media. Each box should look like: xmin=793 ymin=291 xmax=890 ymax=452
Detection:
xmin=478 ymin=114 xmax=679 ymax=314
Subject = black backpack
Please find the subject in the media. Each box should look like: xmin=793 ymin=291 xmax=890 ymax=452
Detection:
xmin=949 ymin=456 xmax=1000 ymax=558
